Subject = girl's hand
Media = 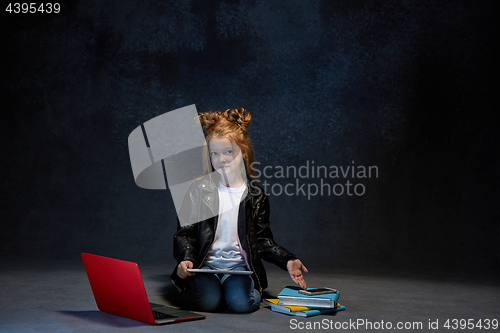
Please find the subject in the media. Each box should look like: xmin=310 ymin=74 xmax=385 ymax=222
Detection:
xmin=177 ymin=260 xmax=195 ymax=279
xmin=287 ymin=259 xmax=308 ymax=289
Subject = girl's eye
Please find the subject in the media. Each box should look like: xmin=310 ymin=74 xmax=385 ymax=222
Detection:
xmin=210 ymin=152 xmax=217 ymax=156
xmin=225 ymin=150 xmax=233 ymax=155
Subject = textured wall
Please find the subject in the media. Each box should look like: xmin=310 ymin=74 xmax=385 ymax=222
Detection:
xmin=2 ymin=0 xmax=498 ymax=277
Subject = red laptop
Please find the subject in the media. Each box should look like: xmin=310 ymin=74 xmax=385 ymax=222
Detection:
xmin=81 ymin=252 xmax=206 ymax=325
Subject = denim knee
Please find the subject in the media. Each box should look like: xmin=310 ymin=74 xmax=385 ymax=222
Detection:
xmin=223 ymin=275 xmax=261 ymax=313
xmin=181 ymin=274 xmax=223 ymax=312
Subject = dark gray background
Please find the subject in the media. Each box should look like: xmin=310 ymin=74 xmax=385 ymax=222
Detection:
xmin=2 ymin=0 xmax=498 ymax=278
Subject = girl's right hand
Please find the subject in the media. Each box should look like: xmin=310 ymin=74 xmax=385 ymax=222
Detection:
xmin=177 ymin=260 xmax=195 ymax=279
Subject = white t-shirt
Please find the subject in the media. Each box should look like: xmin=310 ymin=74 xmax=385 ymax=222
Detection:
xmin=204 ymin=182 xmax=247 ymax=270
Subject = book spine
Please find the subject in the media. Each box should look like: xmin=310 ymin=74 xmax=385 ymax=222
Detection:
xmin=278 ymin=298 xmax=336 ymax=308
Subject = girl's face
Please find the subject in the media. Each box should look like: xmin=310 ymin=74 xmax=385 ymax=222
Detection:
xmin=208 ymin=137 xmax=245 ymax=178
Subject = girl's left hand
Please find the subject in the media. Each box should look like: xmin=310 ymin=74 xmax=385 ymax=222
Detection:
xmin=287 ymin=259 xmax=308 ymax=289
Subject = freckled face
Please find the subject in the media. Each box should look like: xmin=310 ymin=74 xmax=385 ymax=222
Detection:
xmin=208 ymin=137 xmax=245 ymax=177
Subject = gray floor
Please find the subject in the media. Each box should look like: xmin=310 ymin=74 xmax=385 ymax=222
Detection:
xmin=1 ymin=259 xmax=499 ymax=333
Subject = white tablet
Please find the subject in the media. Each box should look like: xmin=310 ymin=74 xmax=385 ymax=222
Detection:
xmin=187 ymin=269 xmax=253 ymax=275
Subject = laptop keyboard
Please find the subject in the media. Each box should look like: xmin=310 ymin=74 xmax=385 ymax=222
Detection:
xmin=152 ymin=310 xmax=178 ymax=320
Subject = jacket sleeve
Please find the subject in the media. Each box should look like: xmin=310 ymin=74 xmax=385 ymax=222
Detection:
xmin=173 ymin=220 xmax=199 ymax=266
xmin=173 ymin=188 xmax=201 ymax=267
xmin=254 ymin=195 xmax=298 ymax=270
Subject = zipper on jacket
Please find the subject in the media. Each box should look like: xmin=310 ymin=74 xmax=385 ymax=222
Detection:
xmin=197 ymin=217 xmax=217 ymax=269
xmin=198 ymin=196 xmax=218 ymax=269
xmin=252 ymin=203 xmax=260 ymax=219
xmin=248 ymin=200 xmax=263 ymax=292
xmin=246 ymin=233 xmax=262 ymax=294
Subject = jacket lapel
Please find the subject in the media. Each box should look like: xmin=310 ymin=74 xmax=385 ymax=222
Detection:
xmin=200 ymin=176 xmax=218 ymax=216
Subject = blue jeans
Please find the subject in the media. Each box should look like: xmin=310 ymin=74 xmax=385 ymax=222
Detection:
xmin=181 ymin=270 xmax=261 ymax=313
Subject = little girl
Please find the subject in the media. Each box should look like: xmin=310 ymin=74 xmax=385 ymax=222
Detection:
xmin=170 ymin=108 xmax=308 ymax=313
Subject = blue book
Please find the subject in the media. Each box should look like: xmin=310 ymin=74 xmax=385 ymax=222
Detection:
xmin=278 ymin=286 xmax=340 ymax=308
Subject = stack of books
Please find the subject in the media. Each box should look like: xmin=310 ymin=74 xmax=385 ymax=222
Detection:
xmin=265 ymin=286 xmax=345 ymax=317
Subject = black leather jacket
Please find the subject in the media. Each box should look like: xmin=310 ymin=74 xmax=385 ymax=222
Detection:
xmin=171 ymin=175 xmax=298 ymax=293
